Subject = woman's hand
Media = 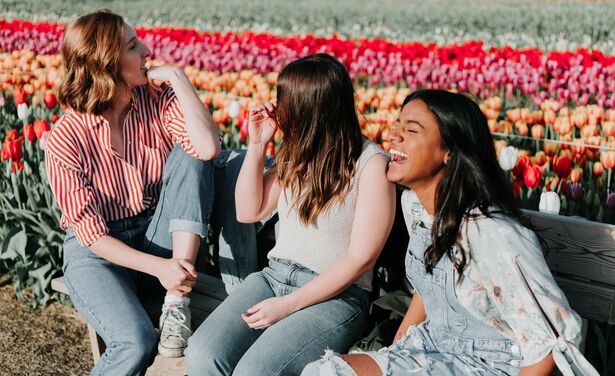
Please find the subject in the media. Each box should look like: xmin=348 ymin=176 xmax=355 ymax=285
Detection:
xmin=241 ymin=296 xmax=295 ymax=330
xmin=155 ymin=258 xmax=197 ymax=297
xmin=248 ymin=103 xmax=278 ymax=146
xmin=145 ymin=66 xmax=184 ymax=100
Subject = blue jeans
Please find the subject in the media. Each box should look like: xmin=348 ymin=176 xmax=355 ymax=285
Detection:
xmin=62 ymin=145 xmax=214 ymax=376
xmin=185 ymin=258 xmax=369 ymax=376
xmin=211 ymin=149 xmax=277 ymax=293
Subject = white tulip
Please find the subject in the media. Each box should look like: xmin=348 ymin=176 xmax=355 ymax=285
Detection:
xmin=228 ymin=100 xmax=241 ymax=119
xmin=539 ymin=191 xmax=561 ymax=214
xmin=38 ymin=131 xmax=51 ymax=151
xmin=498 ymin=146 xmax=518 ymax=171
xmin=17 ymin=103 xmax=29 ymax=121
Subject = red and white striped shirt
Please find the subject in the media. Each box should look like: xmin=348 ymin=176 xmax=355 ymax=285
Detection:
xmin=45 ymin=86 xmax=200 ymax=247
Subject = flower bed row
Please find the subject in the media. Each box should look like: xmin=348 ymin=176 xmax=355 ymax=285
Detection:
xmin=1 ymin=21 xmax=615 ymax=107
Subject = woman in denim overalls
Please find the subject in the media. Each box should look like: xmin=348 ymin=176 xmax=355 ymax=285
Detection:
xmin=303 ymin=90 xmax=598 ymax=375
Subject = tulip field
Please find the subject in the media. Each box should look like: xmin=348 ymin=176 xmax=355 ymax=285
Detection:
xmin=0 ymin=0 xmax=615 ymax=310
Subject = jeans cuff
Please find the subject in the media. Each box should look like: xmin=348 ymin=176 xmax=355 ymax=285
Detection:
xmin=169 ymin=219 xmax=208 ymax=237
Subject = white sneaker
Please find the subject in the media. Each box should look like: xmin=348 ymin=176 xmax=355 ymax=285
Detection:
xmin=158 ymin=302 xmax=192 ymax=358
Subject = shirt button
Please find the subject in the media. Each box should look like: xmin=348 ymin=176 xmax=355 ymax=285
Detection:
xmin=509 ymin=359 xmax=520 ymax=367
xmin=510 ymin=345 xmax=520 ymax=354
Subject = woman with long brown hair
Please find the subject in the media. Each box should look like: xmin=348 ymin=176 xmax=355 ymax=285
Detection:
xmin=45 ymin=9 xmax=220 ymax=375
xmin=185 ymin=53 xmax=396 ymax=375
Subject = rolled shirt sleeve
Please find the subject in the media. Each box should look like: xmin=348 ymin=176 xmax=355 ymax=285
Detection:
xmin=159 ymin=87 xmax=201 ymax=159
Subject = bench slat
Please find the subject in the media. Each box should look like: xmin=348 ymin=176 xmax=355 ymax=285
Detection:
xmin=524 ymin=211 xmax=615 ymax=286
xmin=555 ymin=276 xmax=615 ymax=324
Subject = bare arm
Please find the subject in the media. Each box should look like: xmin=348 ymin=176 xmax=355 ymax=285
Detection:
xmin=235 ymin=143 xmax=281 ymax=223
xmin=518 ymin=354 xmax=555 ymax=376
xmin=148 ymin=66 xmax=221 ymax=160
xmin=393 ymin=293 xmax=427 ymax=343
xmin=242 ymin=155 xmax=396 ymax=328
xmin=90 ymin=235 xmax=197 ymax=296
xmin=235 ymin=103 xmax=281 ymax=223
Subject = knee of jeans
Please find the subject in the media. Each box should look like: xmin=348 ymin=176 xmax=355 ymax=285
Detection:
xmin=106 ymin=329 xmax=157 ymax=372
xmin=132 ymin=328 xmax=158 ymax=361
xmin=185 ymin=334 xmax=229 ymax=375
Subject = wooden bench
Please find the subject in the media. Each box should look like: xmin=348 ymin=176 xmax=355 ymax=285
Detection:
xmin=51 ymin=210 xmax=615 ymax=375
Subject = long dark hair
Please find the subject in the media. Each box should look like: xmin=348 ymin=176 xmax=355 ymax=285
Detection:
xmin=276 ymin=53 xmax=364 ymax=225
xmin=403 ymin=90 xmax=523 ymax=279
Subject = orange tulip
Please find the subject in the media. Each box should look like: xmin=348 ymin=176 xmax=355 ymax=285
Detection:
xmin=593 ymin=161 xmax=604 ymax=177
xmin=507 ymin=109 xmax=520 ymax=122
xmin=543 ymin=142 xmax=558 ymax=157
xmin=600 ymin=150 xmax=615 ymax=169
xmin=22 ymin=123 xmax=35 ymax=142
xmin=544 ymin=110 xmax=556 ymax=125
xmin=516 ymin=122 xmax=528 ymax=137
xmin=531 ymin=125 xmax=544 ymax=139
xmin=533 ymin=151 xmax=547 ymax=167
xmin=570 ymin=167 xmax=583 ymax=183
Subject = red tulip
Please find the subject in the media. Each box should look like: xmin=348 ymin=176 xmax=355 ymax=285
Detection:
xmin=553 ymin=155 xmax=572 ymax=178
xmin=33 ymin=119 xmax=50 ymax=139
xmin=513 ymin=179 xmax=523 ymax=197
xmin=1 ymin=141 xmax=10 ymax=161
xmin=5 ymin=129 xmax=19 ymax=142
xmin=51 ymin=113 xmax=60 ymax=124
xmin=11 ymin=161 xmax=23 ymax=173
xmin=267 ymin=142 xmax=276 ymax=157
xmin=13 ymin=86 xmax=28 ymax=105
xmin=6 ymin=139 xmax=23 ymax=162
xmin=512 ymin=155 xmax=531 ymax=178
xmin=23 ymin=123 xmax=35 ymax=142
xmin=43 ymin=90 xmax=57 ymax=109
xmin=523 ymin=165 xmax=542 ymax=189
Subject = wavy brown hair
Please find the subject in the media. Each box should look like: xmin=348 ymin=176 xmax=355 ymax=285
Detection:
xmin=276 ymin=54 xmax=364 ymax=225
xmin=59 ymin=9 xmax=125 ymax=115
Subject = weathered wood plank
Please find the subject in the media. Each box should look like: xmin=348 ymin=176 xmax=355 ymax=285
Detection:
xmin=145 ymin=356 xmax=186 ymax=376
xmin=524 ymin=210 xmax=615 ymax=286
xmin=554 ymin=276 xmax=615 ymax=324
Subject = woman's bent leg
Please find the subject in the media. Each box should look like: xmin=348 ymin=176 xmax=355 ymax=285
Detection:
xmin=185 ymin=272 xmax=275 ymax=376
xmin=142 ymin=144 xmax=215 ymax=357
xmin=233 ymin=287 xmax=369 ymax=376
xmin=63 ymin=235 xmax=157 ymax=376
xmin=143 ymin=144 xmax=214 ymax=257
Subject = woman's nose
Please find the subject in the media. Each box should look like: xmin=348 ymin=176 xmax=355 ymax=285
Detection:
xmin=388 ymin=127 xmax=401 ymax=142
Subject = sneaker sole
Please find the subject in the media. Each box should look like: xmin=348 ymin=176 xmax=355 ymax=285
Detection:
xmin=158 ymin=343 xmax=186 ymax=358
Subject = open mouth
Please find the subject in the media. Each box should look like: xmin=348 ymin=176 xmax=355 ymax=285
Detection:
xmin=389 ymin=148 xmax=408 ymax=163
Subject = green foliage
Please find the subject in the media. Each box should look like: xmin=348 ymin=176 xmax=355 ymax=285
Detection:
xmin=0 ymin=140 xmax=65 ymax=307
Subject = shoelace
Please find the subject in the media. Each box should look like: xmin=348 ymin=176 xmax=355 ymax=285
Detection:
xmin=160 ymin=305 xmax=192 ymax=341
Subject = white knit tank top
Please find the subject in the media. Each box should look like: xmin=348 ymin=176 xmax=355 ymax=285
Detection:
xmin=267 ymin=139 xmax=387 ymax=291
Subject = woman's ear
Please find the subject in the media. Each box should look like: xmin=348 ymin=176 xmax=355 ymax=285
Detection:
xmin=444 ymin=151 xmax=451 ymax=165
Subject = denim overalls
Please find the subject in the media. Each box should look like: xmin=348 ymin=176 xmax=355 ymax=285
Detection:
xmin=302 ymin=198 xmax=524 ymax=376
